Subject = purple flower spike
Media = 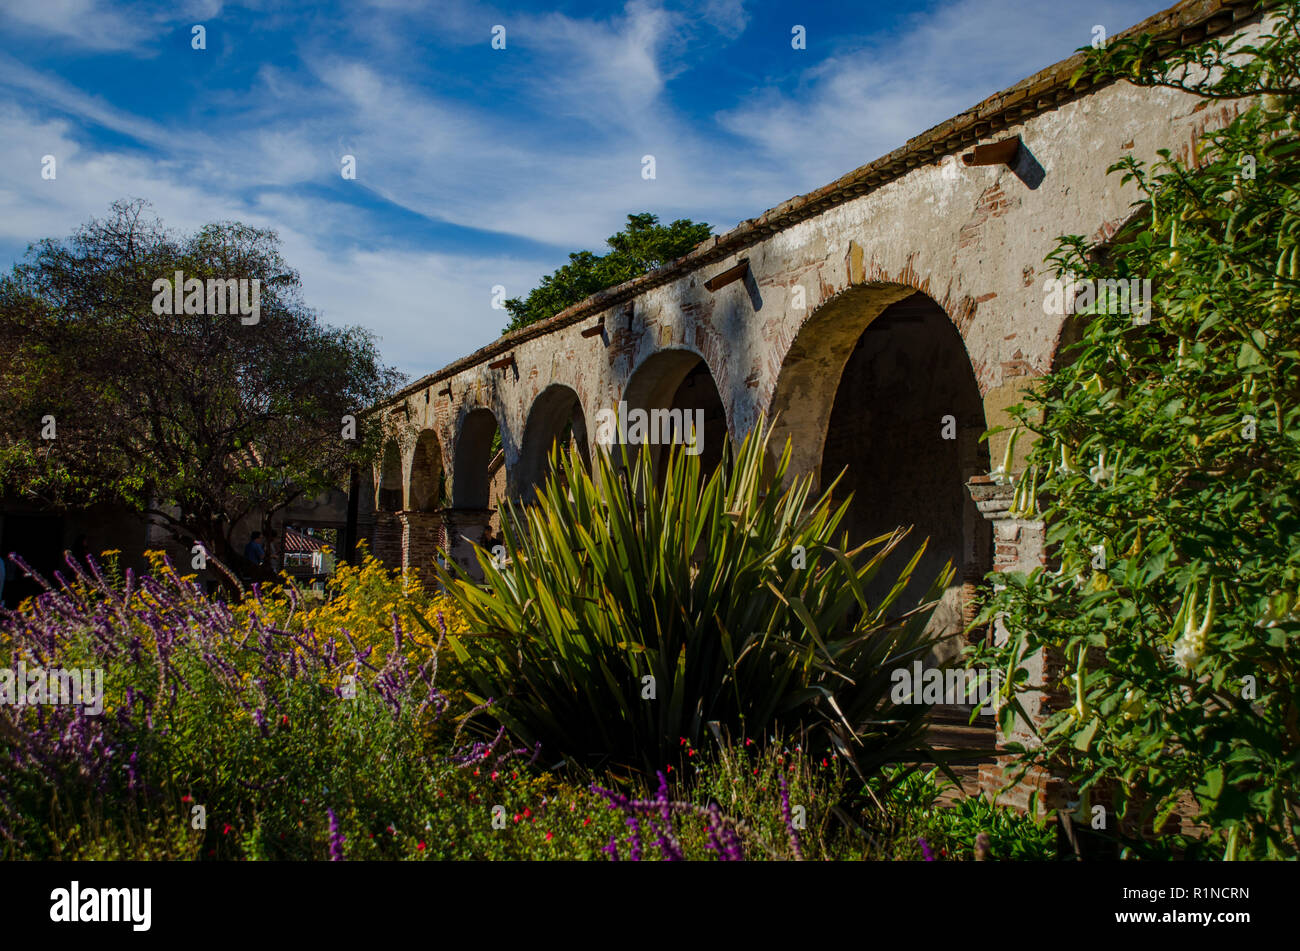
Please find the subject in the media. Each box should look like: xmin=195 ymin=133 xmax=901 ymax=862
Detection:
xmin=327 ymin=808 xmax=346 ymax=861
xmin=779 ymin=773 xmax=803 ymax=860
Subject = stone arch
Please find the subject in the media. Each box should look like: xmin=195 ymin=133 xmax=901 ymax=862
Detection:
xmin=766 ymin=282 xmax=916 ymax=484
xmin=615 ymin=348 xmax=729 ymax=478
xmin=452 ymin=408 xmax=500 ymax=510
xmin=767 ymin=282 xmax=991 ymax=652
xmin=517 ymin=384 xmax=589 ymax=504
xmin=376 ymin=441 xmax=403 ymax=512
xmin=408 ymin=429 xmax=446 ymax=512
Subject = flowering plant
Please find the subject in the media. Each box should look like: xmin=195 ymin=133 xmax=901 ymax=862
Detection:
xmin=974 ymin=11 xmax=1300 ymax=858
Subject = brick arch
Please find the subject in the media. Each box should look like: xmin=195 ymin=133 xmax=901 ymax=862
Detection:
xmin=766 ymin=281 xmax=923 ymax=482
xmin=516 ymin=384 xmax=589 ymax=504
xmin=768 ymin=280 xmax=992 ymax=655
xmin=376 ymin=441 xmax=403 ymax=512
xmin=450 ymin=407 xmax=501 ymax=510
xmin=614 ymin=346 xmax=730 ymax=477
xmin=407 ymin=428 xmax=446 ymax=512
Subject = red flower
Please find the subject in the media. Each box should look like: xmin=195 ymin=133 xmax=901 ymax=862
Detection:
xmin=822 ymin=758 xmax=828 ymax=767
xmin=491 ymin=771 xmax=499 ymax=780
xmin=667 ymin=765 xmax=674 ymax=773
xmin=416 ymin=841 xmax=426 ymax=851
xmin=583 ymin=817 xmax=591 ymax=826
xmin=181 ymin=794 xmax=192 ymax=803
xmin=687 ymin=749 xmax=694 ymax=757
xmin=545 ymin=832 xmax=553 ymax=842
xmin=281 ymin=715 xmax=289 ymax=726
xmin=752 ymin=768 xmax=759 ymax=775
xmin=222 ymin=824 xmax=232 ymax=835
xmin=524 ymin=807 xmax=531 ymax=818
xmin=514 ymin=814 xmax=522 ymax=823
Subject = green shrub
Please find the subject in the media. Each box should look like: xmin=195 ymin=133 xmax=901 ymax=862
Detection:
xmin=433 ymin=422 xmax=952 ymax=775
xmin=976 ymin=6 xmax=1300 ymax=859
xmin=871 ymin=768 xmax=1057 ymax=861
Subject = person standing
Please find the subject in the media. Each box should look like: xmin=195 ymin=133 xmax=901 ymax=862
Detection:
xmin=243 ymin=531 xmax=265 ymax=568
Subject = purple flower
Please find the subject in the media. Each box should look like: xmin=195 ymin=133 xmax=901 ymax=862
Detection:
xmin=625 ymin=817 xmax=643 ymax=861
xmin=918 ymin=836 xmax=936 ymax=862
xmin=327 ymin=808 xmax=346 ymax=861
xmin=778 ymin=773 xmax=803 ymax=860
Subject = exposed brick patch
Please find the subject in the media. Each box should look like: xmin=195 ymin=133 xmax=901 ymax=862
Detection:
xmin=959 ymin=183 xmax=1013 ymax=250
xmin=1174 ymin=101 xmax=1241 ymax=169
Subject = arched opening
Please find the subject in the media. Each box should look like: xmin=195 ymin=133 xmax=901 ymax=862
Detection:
xmin=767 ymin=285 xmax=991 ymax=659
xmin=615 ymin=349 xmax=727 ymax=481
xmin=818 ymin=292 xmax=990 ymax=636
xmin=517 ymin=385 xmax=589 ymax=505
xmin=408 ymin=429 xmax=446 ymax=512
xmin=377 ymin=442 xmax=403 ymax=512
xmin=452 ymin=408 xmax=500 ymax=510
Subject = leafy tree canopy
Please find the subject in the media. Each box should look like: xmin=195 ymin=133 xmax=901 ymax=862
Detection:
xmin=501 ymin=213 xmax=712 ymax=334
xmin=0 ymin=199 xmax=405 ymax=563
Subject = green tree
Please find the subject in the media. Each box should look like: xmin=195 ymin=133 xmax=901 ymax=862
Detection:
xmin=0 ymin=199 xmax=404 ymax=568
xmin=502 ymin=213 xmax=712 ymax=334
xmin=977 ymin=3 xmax=1300 ymax=858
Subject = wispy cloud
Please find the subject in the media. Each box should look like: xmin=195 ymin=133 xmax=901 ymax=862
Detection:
xmin=0 ymin=0 xmax=1172 ymax=378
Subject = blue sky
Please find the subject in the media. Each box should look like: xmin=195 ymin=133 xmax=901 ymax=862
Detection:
xmin=0 ymin=0 xmax=1171 ymax=380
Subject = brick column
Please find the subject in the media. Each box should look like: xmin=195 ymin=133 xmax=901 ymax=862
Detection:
xmin=966 ymin=475 xmax=1071 ymax=814
xmin=441 ymin=509 xmax=495 ymax=581
xmin=400 ymin=510 xmax=444 ymax=589
xmin=370 ymin=511 xmax=404 ymax=571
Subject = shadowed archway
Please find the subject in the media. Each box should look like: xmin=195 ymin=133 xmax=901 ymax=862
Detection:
xmin=615 ymin=349 xmax=727 ymax=481
xmin=452 ymin=409 xmax=500 ymax=510
xmin=768 ymin=286 xmax=991 ymax=651
xmin=517 ymin=385 xmax=589 ymax=505
xmin=408 ymin=429 xmax=446 ymax=512
xmin=377 ymin=442 xmax=403 ymax=512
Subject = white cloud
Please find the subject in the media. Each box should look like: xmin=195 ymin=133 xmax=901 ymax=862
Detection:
xmin=0 ymin=0 xmax=154 ymax=51
xmin=0 ymin=0 xmax=1173 ymax=381
xmin=716 ymin=0 xmax=1171 ymax=188
xmin=0 ymin=102 xmax=531 ymax=378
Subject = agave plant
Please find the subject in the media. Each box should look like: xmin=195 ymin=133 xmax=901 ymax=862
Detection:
xmin=431 ymin=420 xmax=953 ymax=775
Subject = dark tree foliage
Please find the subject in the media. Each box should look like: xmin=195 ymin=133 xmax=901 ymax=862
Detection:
xmin=0 ymin=199 xmax=405 ymax=566
xmin=501 ymin=213 xmax=712 ymax=334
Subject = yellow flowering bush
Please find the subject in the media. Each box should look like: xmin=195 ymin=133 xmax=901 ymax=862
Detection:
xmin=228 ymin=549 xmax=471 ymax=691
